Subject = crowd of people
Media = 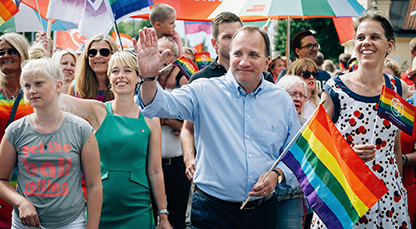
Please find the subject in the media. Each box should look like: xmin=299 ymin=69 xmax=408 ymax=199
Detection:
xmin=0 ymin=3 xmax=415 ymax=229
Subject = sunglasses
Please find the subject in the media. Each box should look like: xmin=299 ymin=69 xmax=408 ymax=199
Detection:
xmin=87 ymin=48 xmax=112 ymax=58
xmin=301 ymin=70 xmax=318 ymax=79
xmin=0 ymin=48 xmax=19 ymax=58
xmin=299 ymin=43 xmax=320 ymax=51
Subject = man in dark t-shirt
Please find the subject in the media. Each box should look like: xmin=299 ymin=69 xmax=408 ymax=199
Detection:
xmin=277 ymin=30 xmax=331 ymax=92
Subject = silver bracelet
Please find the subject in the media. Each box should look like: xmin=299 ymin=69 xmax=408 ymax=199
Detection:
xmin=157 ymin=209 xmax=169 ymax=215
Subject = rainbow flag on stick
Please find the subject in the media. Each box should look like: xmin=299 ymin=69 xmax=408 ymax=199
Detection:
xmin=194 ymin=52 xmax=212 ymax=70
xmin=377 ymin=85 xmax=415 ymax=136
xmin=172 ymin=56 xmax=198 ymax=80
xmin=0 ymin=0 xmax=19 ymax=26
xmin=282 ymin=105 xmax=388 ymax=229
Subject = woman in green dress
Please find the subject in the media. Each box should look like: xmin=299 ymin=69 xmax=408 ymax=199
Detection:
xmin=62 ymin=51 xmax=171 ymax=229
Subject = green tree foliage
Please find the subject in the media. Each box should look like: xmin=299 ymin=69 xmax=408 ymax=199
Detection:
xmin=274 ymin=18 xmax=344 ymax=63
xmin=110 ymin=19 xmax=151 ymax=40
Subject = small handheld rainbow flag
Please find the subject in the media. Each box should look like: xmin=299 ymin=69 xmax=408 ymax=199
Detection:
xmin=0 ymin=0 xmax=19 ymax=26
xmin=172 ymin=56 xmax=199 ymax=80
xmin=194 ymin=52 xmax=212 ymax=70
xmin=377 ymin=85 xmax=415 ymax=136
xmin=282 ymin=105 xmax=388 ymax=229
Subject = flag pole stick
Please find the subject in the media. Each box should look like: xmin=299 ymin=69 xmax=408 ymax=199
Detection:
xmin=240 ymin=99 xmax=327 ymax=210
xmin=159 ymin=63 xmax=173 ymax=73
xmin=46 ymin=20 xmax=52 ymax=38
xmin=370 ymin=116 xmax=378 ymax=145
xmin=114 ymin=21 xmax=124 ymax=51
xmin=264 ymin=18 xmax=271 ymax=30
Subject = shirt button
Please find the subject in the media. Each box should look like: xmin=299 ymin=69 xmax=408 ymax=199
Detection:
xmin=249 ymin=175 xmax=253 ymax=179
xmin=272 ymin=126 xmax=275 ymax=129
xmin=246 ymin=135 xmax=250 ymax=138
xmin=249 ymin=154 xmax=252 ymax=158
xmin=247 ymin=115 xmax=250 ymax=118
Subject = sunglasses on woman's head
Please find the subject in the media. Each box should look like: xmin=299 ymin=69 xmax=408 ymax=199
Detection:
xmin=301 ymin=70 xmax=318 ymax=79
xmin=0 ymin=48 xmax=19 ymax=58
xmin=87 ymin=48 xmax=112 ymax=58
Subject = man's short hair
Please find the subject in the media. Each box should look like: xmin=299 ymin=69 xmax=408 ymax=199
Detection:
xmin=339 ymin=53 xmax=351 ymax=68
xmin=211 ymin=12 xmax=242 ymax=41
xmin=149 ymin=3 xmax=176 ymax=26
xmin=410 ymin=37 xmax=416 ymax=51
xmin=291 ymin=30 xmax=313 ymax=58
xmin=230 ymin=25 xmax=270 ymax=57
xmin=159 ymin=36 xmax=178 ymax=57
xmin=316 ymin=52 xmax=324 ymax=66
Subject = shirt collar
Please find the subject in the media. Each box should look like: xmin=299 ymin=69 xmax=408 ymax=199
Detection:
xmin=225 ymin=70 xmax=265 ymax=99
xmin=208 ymin=56 xmax=220 ymax=70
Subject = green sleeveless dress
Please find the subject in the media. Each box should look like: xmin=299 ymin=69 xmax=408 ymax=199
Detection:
xmin=96 ymin=102 xmax=152 ymax=228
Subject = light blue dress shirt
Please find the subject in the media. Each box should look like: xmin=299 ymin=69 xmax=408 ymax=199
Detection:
xmin=136 ymin=70 xmax=301 ymax=202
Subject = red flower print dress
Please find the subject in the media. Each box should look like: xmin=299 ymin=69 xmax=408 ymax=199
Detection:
xmin=311 ymin=74 xmax=411 ymax=229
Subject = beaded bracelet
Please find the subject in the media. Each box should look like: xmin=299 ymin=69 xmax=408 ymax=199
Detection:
xmin=138 ymin=75 xmax=157 ymax=86
xmin=402 ymin=154 xmax=408 ymax=166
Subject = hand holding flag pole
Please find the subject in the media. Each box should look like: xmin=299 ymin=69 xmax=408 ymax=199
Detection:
xmin=240 ymin=99 xmax=327 ymax=210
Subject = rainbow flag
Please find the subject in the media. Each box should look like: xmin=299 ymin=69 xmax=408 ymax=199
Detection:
xmin=0 ymin=0 xmax=18 ymax=26
xmin=377 ymin=85 xmax=415 ymax=136
xmin=194 ymin=52 xmax=212 ymax=70
xmin=172 ymin=56 xmax=199 ymax=80
xmin=282 ymin=105 xmax=388 ymax=229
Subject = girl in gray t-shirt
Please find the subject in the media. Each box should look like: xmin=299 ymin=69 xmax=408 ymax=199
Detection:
xmin=0 ymin=58 xmax=102 ymax=229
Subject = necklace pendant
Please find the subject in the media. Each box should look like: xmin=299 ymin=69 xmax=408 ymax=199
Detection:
xmin=10 ymin=96 xmax=14 ymax=100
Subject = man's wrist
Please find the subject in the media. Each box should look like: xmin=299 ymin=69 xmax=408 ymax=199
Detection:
xmin=157 ymin=209 xmax=169 ymax=216
xmin=403 ymin=154 xmax=408 ymax=166
xmin=139 ymin=75 xmax=157 ymax=85
xmin=272 ymin=169 xmax=283 ymax=184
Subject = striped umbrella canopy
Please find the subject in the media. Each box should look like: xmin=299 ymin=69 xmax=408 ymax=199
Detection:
xmin=208 ymin=0 xmax=365 ymax=21
xmin=208 ymin=0 xmax=365 ymax=59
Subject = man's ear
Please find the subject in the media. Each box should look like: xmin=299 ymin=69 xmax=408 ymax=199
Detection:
xmin=211 ymin=38 xmax=218 ymax=51
xmin=265 ymin=56 xmax=271 ymax=70
xmin=295 ymin=48 xmax=301 ymax=58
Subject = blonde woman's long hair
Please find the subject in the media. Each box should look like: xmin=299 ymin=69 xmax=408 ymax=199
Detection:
xmin=0 ymin=33 xmax=30 ymax=90
xmin=285 ymin=58 xmax=320 ymax=107
xmin=74 ymin=34 xmax=118 ymax=100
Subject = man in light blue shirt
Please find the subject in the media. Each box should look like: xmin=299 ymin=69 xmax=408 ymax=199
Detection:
xmin=134 ymin=25 xmax=301 ymax=228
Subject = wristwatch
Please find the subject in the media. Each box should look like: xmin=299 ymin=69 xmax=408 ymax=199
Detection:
xmin=157 ymin=209 xmax=169 ymax=216
xmin=272 ymin=169 xmax=283 ymax=184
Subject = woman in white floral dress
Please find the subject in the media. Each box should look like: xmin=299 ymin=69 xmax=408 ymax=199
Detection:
xmin=311 ymin=9 xmax=411 ymax=229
